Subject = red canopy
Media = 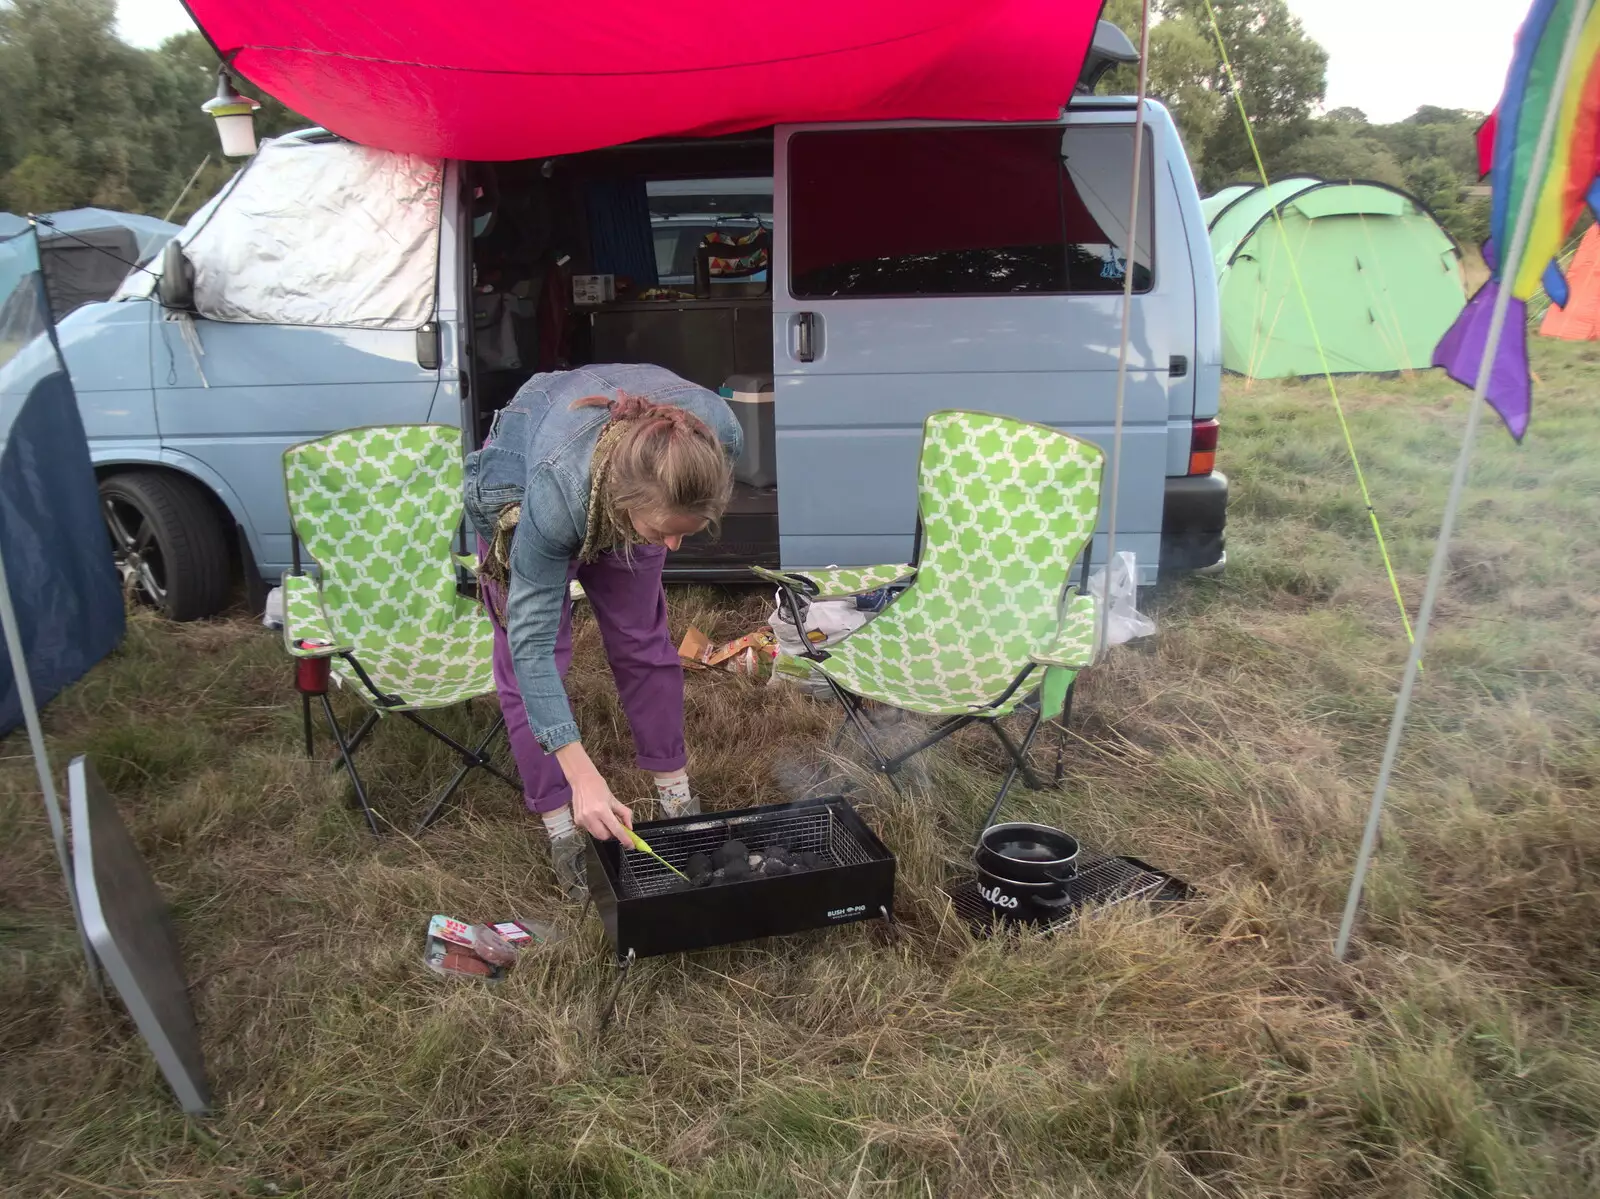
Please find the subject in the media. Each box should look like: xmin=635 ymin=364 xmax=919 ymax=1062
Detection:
xmin=182 ymin=1 xmax=1105 ymax=161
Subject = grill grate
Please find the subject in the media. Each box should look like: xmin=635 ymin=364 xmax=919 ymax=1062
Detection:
xmin=946 ymin=852 xmax=1189 ymax=934
xmin=616 ymin=805 xmax=877 ymax=900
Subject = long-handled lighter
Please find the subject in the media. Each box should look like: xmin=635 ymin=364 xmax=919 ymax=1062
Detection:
xmin=625 ymin=830 xmax=690 ymax=882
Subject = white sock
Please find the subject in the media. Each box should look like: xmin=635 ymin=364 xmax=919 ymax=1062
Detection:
xmin=541 ymin=805 xmax=575 ymax=840
xmin=654 ymin=770 xmax=694 ymax=815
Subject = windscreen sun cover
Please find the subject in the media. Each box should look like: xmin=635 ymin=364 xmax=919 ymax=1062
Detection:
xmin=183 ymin=138 xmax=443 ymax=329
xmin=181 ymin=1 xmax=1105 ymax=161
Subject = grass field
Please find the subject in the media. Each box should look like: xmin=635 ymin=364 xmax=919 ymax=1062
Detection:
xmin=4 ymin=345 xmax=1600 ymax=1197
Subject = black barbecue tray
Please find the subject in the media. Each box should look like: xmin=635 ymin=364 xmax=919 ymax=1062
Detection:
xmin=586 ymin=796 xmax=896 ymax=960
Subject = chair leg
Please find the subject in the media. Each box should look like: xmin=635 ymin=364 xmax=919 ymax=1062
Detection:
xmin=331 ymin=710 xmax=381 ymax=774
xmin=824 ymin=681 xmax=899 ymax=785
xmin=598 ymin=948 xmax=637 ymax=1032
xmin=301 ymin=694 xmax=314 ymax=759
xmin=320 ymin=694 xmax=382 ymax=836
xmin=881 ymin=713 xmax=975 ymax=775
xmin=414 ymin=714 xmax=510 ymax=833
xmin=989 ymin=717 xmax=1047 ymax=793
xmin=978 ymin=707 xmax=1045 ymax=836
xmin=1053 ymin=680 xmax=1078 ymax=786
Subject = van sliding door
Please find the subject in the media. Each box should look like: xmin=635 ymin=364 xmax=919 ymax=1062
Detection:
xmin=772 ymin=117 xmax=1176 ymax=578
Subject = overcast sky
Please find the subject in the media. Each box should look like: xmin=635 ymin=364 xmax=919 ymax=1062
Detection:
xmin=117 ymin=0 xmax=1522 ymax=126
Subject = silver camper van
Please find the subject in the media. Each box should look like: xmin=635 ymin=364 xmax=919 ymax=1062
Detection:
xmin=37 ymin=92 xmax=1225 ymax=619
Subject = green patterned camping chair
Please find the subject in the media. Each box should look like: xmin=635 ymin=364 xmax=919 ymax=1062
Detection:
xmin=282 ymin=424 xmax=519 ymax=835
xmin=756 ymin=410 xmax=1104 ymax=829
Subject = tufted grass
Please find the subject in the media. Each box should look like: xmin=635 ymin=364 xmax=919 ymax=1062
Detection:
xmin=3 ymin=342 xmax=1599 ymax=1197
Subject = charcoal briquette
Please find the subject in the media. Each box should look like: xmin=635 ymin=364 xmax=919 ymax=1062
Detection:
xmin=714 ymin=839 xmax=748 ymax=868
xmin=686 ymin=852 xmax=712 ymax=879
xmin=722 ymin=858 xmax=751 ymax=881
xmin=763 ymin=859 xmax=791 ymax=876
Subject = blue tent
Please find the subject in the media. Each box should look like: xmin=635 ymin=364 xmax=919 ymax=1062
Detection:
xmin=0 ymin=224 xmax=125 ymax=734
xmin=0 ymin=224 xmax=125 ymax=978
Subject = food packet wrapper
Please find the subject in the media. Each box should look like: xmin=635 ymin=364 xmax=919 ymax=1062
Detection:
xmin=471 ymin=923 xmax=518 ymax=966
xmin=424 ymin=914 xmax=510 ymax=981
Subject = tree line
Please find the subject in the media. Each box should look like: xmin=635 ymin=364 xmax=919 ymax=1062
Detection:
xmin=1 ymin=0 xmax=1489 ymax=245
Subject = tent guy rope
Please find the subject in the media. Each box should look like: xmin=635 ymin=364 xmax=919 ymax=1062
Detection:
xmin=1201 ymin=0 xmax=1419 ymax=660
xmin=1095 ymin=0 xmax=1152 ymax=661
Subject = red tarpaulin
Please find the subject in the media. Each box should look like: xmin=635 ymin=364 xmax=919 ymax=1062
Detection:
xmin=181 ymin=1 xmax=1106 ymax=161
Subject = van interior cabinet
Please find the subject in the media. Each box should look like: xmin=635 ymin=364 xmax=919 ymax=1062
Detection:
xmin=586 ymin=299 xmax=773 ymax=392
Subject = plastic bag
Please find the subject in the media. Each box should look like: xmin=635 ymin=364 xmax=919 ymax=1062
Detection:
xmin=768 ymin=592 xmax=870 ymax=658
xmin=1084 ymin=551 xmax=1154 ymax=647
xmin=263 ymin=585 xmax=284 ymax=629
xmin=767 ymin=591 xmax=874 ymax=692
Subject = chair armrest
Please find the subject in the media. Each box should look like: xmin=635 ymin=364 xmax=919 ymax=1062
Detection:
xmin=281 ymin=573 xmax=351 ymax=658
xmin=1030 ymin=593 xmax=1097 ymax=670
xmin=750 ymin=563 xmax=915 ymax=600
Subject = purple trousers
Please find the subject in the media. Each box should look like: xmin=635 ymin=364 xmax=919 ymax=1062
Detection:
xmin=479 ymin=543 xmax=687 ymax=813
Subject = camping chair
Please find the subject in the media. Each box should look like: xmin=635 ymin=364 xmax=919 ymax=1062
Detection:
xmin=281 ymin=424 xmax=519 ymax=834
xmin=756 ymin=410 xmax=1103 ymax=831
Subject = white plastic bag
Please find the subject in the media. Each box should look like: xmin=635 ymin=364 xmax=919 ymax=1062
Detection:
xmin=1084 ymin=551 xmax=1154 ymax=647
xmin=767 ymin=591 xmax=870 ymax=657
xmin=263 ymin=585 xmax=284 ymax=630
xmin=766 ymin=591 xmax=873 ymax=692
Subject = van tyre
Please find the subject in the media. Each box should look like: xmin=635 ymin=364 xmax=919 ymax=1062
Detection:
xmin=99 ymin=472 xmax=232 ymax=621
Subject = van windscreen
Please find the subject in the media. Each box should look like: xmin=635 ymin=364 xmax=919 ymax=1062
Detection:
xmin=787 ymin=125 xmax=1152 ymax=299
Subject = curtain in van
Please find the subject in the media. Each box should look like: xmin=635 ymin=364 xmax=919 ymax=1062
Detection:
xmin=182 ymin=1 xmax=1104 ymax=160
xmin=582 ymin=181 xmax=660 ymax=289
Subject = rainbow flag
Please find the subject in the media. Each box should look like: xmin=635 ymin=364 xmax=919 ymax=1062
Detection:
xmin=1434 ymin=0 xmax=1600 ymax=440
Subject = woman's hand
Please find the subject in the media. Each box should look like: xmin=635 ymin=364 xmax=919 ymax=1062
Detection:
xmin=556 ymin=743 xmax=634 ymax=841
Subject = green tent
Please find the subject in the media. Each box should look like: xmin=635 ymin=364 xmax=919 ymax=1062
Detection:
xmin=1205 ymin=178 xmax=1466 ymax=379
xmin=1199 ymin=183 xmax=1254 ymax=225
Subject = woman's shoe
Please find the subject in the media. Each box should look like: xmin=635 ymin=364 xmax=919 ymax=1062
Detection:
xmin=549 ymin=831 xmax=589 ymax=902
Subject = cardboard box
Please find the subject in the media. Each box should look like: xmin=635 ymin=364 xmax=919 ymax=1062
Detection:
xmin=572 ymin=274 xmax=615 ymax=305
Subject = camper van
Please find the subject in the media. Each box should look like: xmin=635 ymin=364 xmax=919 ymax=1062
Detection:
xmin=26 ymin=94 xmax=1226 ymax=621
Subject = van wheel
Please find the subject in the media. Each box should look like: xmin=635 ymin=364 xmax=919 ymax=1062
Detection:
xmin=99 ymin=472 xmax=231 ymax=621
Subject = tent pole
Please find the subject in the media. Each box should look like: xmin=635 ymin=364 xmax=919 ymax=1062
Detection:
xmin=0 ymin=540 xmax=98 ymax=986
xmin=163 ymin=155 xmax=212 ymax=225
xmin=1095 ymin=0 xmax=1151 ymax=657
xmin=1334 ymin=0 xmax=1589 ymax=961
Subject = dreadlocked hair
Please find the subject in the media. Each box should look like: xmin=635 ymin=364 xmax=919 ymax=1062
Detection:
xmin=571 ymin=391 xmax=734 ymax=556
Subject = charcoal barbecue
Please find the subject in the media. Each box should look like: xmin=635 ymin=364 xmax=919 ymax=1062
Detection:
xmin=586 ymin=796 xmax=896 ymax=1025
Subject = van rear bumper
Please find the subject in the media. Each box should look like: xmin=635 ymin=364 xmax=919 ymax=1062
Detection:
xmin=1162 ymin=470 xmax=1228 ymax=572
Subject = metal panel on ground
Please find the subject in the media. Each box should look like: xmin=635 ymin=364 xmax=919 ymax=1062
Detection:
xmin=70 ymin=755 xmax=212 ymax=1115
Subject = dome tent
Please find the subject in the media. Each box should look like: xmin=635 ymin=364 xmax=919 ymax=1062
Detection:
xmin=0 ymin=208 xmax=178 ymax=320
xmin=1204 ymin=178 xmax=1466 ymax=379
xmin=1200 ymin=183 xmax=1254 ymax=224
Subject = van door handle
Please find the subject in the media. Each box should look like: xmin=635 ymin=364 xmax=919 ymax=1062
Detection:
xmin=1168 ymin=354 xmax=1188 ymax=378
xmin=416 ymin=321 xmax=440 ymax=371
xmin=794 ymin=312 xmax=817 ymax=363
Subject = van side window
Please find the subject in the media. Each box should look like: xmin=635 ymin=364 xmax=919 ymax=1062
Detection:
xmin=788 ymin=125 xmax=1152 ymax=299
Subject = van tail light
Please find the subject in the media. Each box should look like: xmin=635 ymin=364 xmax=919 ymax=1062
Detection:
xmin=1188 ymin=418 xmax=1219 ymax=475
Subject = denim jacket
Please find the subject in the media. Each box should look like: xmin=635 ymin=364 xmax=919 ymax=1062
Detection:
xmin=463 ymin=364 xmax=743 ymax=754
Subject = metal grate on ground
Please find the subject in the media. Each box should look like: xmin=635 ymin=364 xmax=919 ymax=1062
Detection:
xmin=944 ymin=852 xmax=1190 ymax=935
xmin=616 ymin=806 xmax=877 ymax=900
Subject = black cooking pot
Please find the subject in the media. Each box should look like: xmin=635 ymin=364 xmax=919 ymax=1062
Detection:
xmin=972 ymin=862 xmax=1069 ymax=918
xmin=975 ymin=823 xmax=1080 ymax=885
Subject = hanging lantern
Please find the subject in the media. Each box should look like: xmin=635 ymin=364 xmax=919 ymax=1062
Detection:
xmin=202 ymin=67 xmax=262 ymax=157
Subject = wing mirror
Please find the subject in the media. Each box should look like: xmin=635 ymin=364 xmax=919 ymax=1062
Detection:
xmin=157 ymin=240 xmax=196 ymax=311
